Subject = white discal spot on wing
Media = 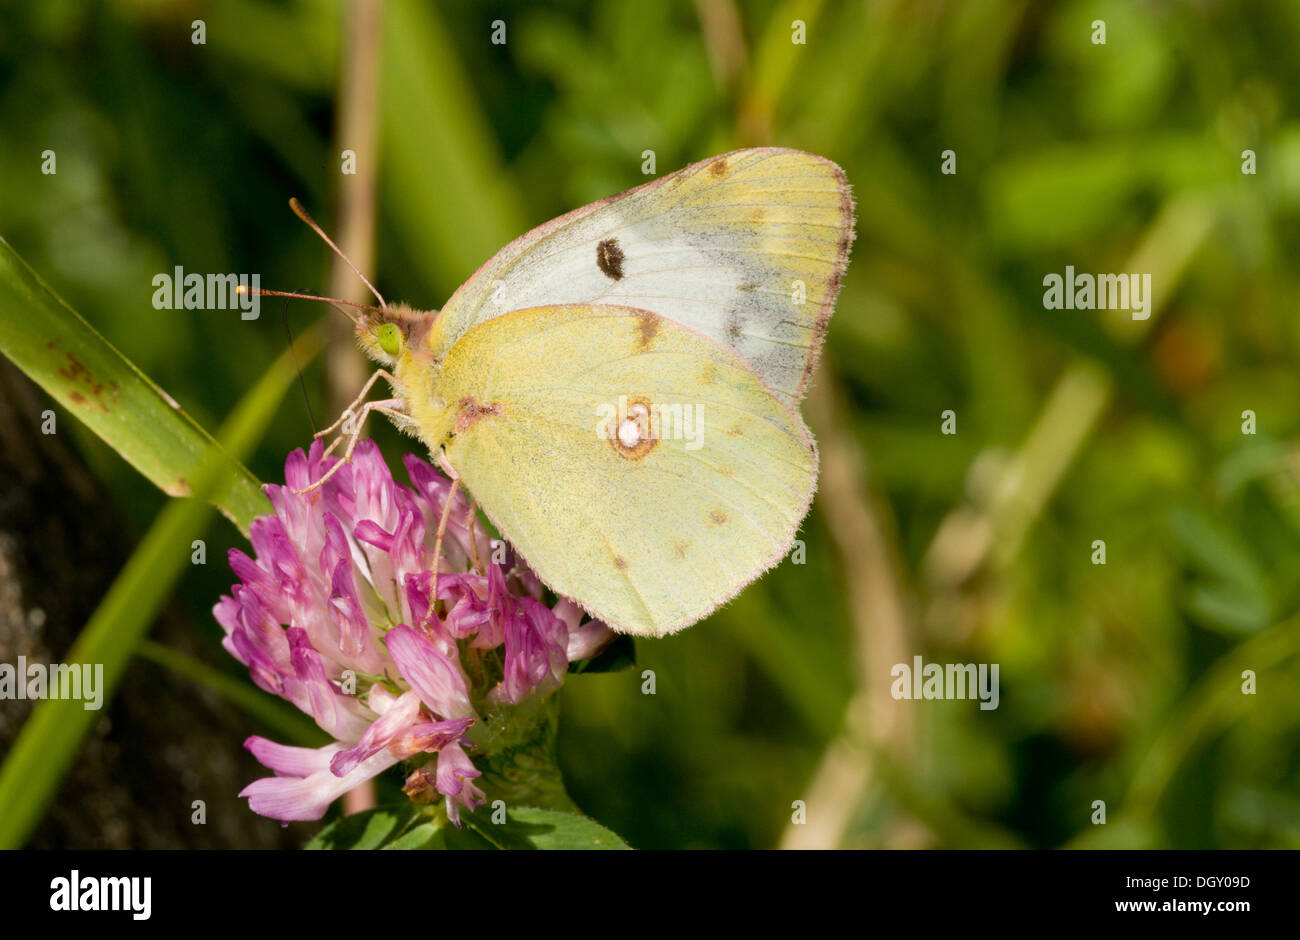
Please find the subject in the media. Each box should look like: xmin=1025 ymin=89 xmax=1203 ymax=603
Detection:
xmin=618 ymin=402 xmax=649 ymax=447
xmin=617 ymin=418 xmax=642 ymax=448
xmin=607 ymin=397 xmax=658 ymax=460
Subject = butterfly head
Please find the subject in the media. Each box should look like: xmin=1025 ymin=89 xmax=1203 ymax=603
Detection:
xmin=356 ymin=302 xmax=437 ymax=367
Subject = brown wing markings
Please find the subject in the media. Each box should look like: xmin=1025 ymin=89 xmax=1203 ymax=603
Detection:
xmin=633 ymin=311 xmax=661 ymax=350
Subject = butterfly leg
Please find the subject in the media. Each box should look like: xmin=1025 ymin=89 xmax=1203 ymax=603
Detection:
xmin=435 ymin=450 xmax=459 ymax=481
xmin=316 ymin=399 xmax=407 ymax=462
xmin=466 ymin=499 xmax=483 ymax=572
xmin=291 ymin=397 xmax=406 ymax=495
xmin=428 ymin=478 xmax=462 ymax=615
xmin=314 ymin=369 xmax=400 ymax=442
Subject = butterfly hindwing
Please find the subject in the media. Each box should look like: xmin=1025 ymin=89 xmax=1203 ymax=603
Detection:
xmin=427 ymin=304 xmax=817 ymax=636
xmin=427 ymin=148 xmax=854 ymax=408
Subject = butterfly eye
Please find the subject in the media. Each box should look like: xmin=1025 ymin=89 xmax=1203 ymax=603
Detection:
xmin=376 ymin=323 xmax=402 ymax=357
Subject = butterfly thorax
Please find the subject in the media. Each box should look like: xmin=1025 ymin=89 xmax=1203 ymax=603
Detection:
xmin=388 ymin=331 xmax=458 ymax=458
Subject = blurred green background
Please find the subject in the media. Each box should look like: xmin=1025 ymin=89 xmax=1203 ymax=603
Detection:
xmin=2 ymin=0 xmax=1299 ymax=849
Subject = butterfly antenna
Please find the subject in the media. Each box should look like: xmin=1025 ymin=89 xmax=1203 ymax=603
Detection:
xmin=235 ymin=286 xmax=378 ymax=325
xmin=282 ymin=294 xmax=318 ymax=435
xmin=289 ymin=197 xmax=387 ymax=310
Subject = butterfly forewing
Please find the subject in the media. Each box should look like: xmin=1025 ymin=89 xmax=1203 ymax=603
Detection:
xmin=427 ymin=148 xmax=854 ymax=407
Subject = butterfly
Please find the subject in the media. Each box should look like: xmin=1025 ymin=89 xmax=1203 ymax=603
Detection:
xmin=274 ymin=148 xmax=854 ymax=637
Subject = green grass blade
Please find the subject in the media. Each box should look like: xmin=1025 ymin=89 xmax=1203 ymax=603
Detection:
xmin=137 ymin=641 xmax=329 ymax=749
xmin=0 ymin=328 xmax=322 ymax=848
xmin=0 ymin=237 xmax=272 ymax=534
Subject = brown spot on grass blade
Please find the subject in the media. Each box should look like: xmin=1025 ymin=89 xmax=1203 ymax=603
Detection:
xmin=59 ymin=353 xmax=88 ymax=383
xmin=57 ymin=353 xmax=118 ymax=412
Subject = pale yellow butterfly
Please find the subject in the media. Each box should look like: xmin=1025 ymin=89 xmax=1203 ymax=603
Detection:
xmin=271 ymin=148 xmax=854 ymax=637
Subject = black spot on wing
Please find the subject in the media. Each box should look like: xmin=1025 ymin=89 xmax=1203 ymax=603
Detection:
xmin=596 ymin=238 xmax=625 ymax=280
